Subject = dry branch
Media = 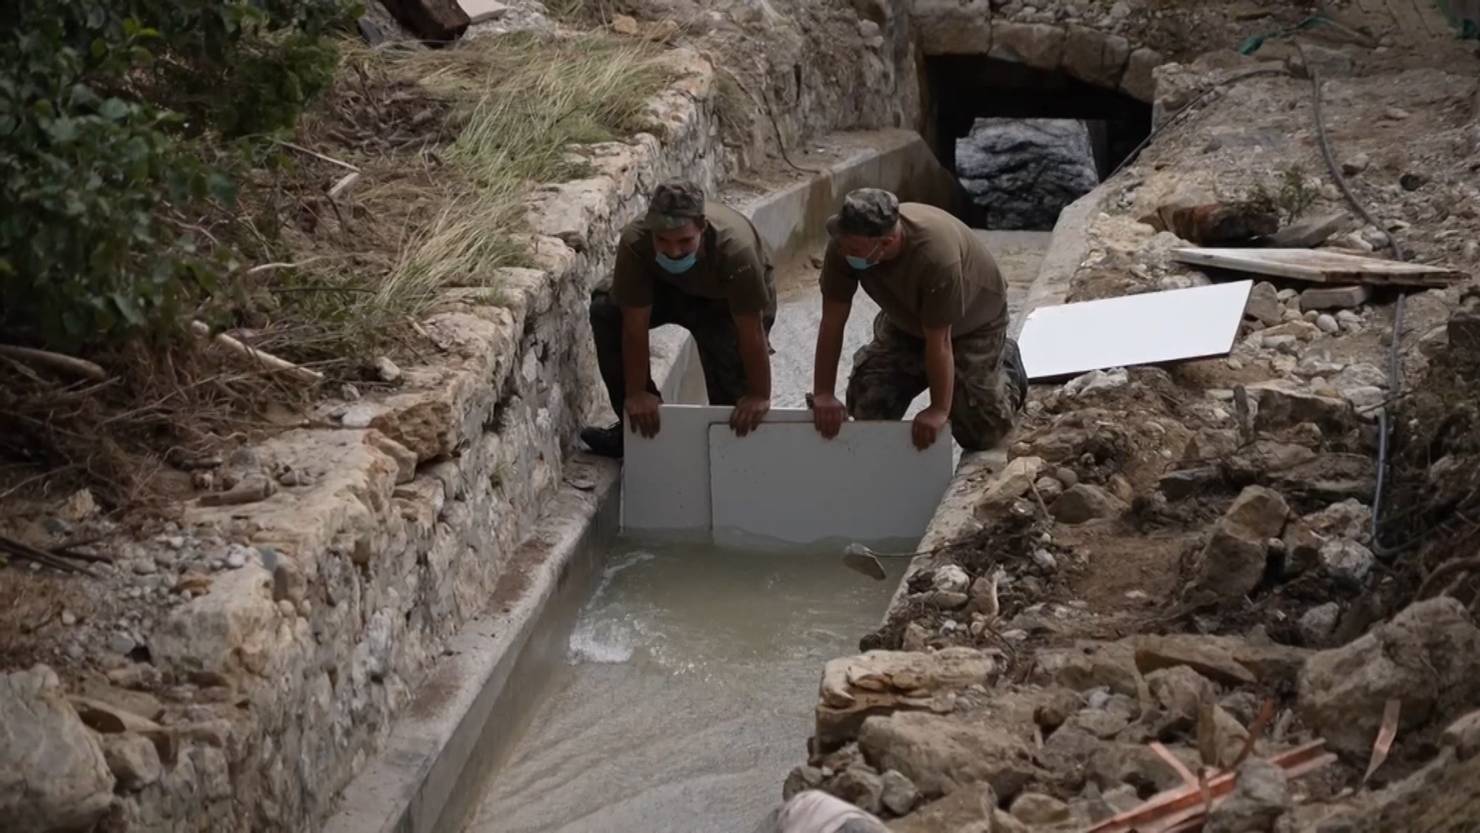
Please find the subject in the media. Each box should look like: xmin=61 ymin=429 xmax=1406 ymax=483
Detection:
xmin=189 ymin=321 xmax=324 ymax=385
xmin=274 ymin=139 xmax=361 ymax=172
xmin=0 ymin=345 xmax=107 ymax=382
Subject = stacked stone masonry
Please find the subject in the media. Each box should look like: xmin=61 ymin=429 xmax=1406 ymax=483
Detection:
xmin=1 ymin=50 xmax=728 ymax=833
xmin=910 ymin=0 xmax=1164 ymax=102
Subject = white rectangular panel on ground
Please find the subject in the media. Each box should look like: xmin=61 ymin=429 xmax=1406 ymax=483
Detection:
xmin=708 ymin=421 xmax=952 ymax=547
xmin=622 ymin=405 xmax=812 ymax=534
xmin=1017 ymin=280 xmax=1253 ymax=380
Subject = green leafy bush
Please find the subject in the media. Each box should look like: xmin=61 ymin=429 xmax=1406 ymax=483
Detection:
xmin=0 ymin=0 xmax=357 ymax=351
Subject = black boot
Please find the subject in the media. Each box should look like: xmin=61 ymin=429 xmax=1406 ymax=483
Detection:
xmin=1002 ymin=338 xmax=1028 ymax=412
xmin=580 ymin=422 xmax=625 ymax=459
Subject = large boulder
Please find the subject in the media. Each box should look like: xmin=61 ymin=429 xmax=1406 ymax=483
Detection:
xmin=859 ymin=711 xmax=1039 ymax=801
xmin=0 ymin=665 xmax=116 ymax=831
xmin=1298 ymin=597 xmax=1480 ymax=759
xmin=956 ymin=118 xmax=1099 ymax=229
xmin=1134 ymin=633 xmax=1309 ymax=689
xmin=1032 ymin=639 xmax=1141 ymax=696
xmin=817 ymin=648 xmax=1000 ymax=750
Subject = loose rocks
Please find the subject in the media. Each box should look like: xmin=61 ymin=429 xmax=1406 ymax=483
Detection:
xmin=1205 ymin=758 xmax=1291 ymax=833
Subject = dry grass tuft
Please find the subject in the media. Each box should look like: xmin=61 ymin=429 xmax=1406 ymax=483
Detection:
xmin=1 ymin=29 xmax=674 ymax=510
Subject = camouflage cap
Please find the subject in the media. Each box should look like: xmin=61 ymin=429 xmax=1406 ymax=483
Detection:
xmin=827 ymin=188 xmax=900 ymax=238
xmin=645 ymin=180 xmax=706 ymax=230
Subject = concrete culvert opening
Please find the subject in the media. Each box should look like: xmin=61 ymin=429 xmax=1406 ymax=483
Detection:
xmin=925 ymin=55 xmax=1152 ymax=230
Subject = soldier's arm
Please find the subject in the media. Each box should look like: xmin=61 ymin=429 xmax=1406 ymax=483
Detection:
xmin=921 ymin=324 xmax=955 ymax=414
xmin=621 ymin=304 xmax=661 ymax=437
xmin=733 ymin=311 xmax=771 ymax=401
xmin=812 ymin=298 xmax=851 ymax=401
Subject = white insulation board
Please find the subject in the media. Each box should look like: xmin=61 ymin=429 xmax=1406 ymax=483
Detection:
xmin=621 ymin=405 xmax=811 ymax=533
xmin=707 ymin=421 xmax=952 ymax=546
xmin=1017 ymin=280 xmax=1253 ymax=379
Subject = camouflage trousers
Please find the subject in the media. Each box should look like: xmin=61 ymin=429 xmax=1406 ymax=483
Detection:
xmin=589 ymin=285 xmax=774 ymax=412
xmin=846 ymin=312 xmax=1026 ymax=451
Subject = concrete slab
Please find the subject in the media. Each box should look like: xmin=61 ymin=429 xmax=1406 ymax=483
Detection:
xmin=708 ymin=421 xmax=952 ymax=546
xmin=621 ymin=405 xmax=812 ymax=533
xmin=1018 ymin=280 xmax=1252 ymax=379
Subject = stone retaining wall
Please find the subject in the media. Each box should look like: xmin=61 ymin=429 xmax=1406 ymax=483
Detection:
xmin=0 ymin=50 xmax=728 ymax=833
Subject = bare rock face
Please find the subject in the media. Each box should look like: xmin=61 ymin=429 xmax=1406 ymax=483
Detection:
xmin=0 ymin=665 xmax=116 ymax=831
xmin=956 ymin=118 xmax=1100 ymax=229
xmin=1299 ymin=597 xmax=1480 ymax=759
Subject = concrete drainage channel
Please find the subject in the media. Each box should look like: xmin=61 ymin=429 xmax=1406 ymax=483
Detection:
xmin=325 ymin=130 xmax=1073 ymax=833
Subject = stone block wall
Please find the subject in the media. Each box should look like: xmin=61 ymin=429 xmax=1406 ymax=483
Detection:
xmin=910 ymin=0 xmax=1165 ymax=103
xmin=0 ymin=49 xmax=729 ymax=833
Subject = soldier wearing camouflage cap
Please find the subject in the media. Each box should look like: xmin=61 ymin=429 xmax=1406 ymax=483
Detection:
xmin=582 ymin=179 xmax=777 ymax=458
xmin=810 ymin=188 xmax=1027 ymax=451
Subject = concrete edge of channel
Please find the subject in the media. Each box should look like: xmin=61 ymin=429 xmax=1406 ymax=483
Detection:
xmin=323 ymin=130 xmax=968 ymax=833
xmin=878 ymin=184 xmax=1110 ymax=619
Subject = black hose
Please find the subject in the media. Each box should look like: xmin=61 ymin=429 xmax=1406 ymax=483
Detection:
xmin=1295 ymin=40 xmax=1409 ymax=560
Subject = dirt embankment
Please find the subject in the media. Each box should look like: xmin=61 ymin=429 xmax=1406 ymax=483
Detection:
xmin=789 ymin=4 xmax=1480 ymax=830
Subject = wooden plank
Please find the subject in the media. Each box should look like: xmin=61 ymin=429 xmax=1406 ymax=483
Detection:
xmin=1172 ymin=247 xmax=1468 ymax=287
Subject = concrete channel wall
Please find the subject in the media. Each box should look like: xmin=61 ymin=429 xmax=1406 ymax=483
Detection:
xmin=324 ymin=133 xmax=965 ymax=833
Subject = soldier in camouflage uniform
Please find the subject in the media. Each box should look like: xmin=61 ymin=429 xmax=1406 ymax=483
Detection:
xmin=582 ymin=180 xmax=777 ymax=458
xmin=810 ymin=188 xmax=1027 ymax=451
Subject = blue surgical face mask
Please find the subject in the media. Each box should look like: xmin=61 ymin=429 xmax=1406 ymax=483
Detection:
xmin=844 ymin=240 xmax=885 ymax=271
xmin=655 ymin=251 xmax=698 ymax=274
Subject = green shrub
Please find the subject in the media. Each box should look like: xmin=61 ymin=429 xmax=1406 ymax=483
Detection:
xmin=0 ymin=0 xmax=357 ymax=351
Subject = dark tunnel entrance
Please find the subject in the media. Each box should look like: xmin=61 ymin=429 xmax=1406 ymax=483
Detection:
xmin=925 ymin=55 xmax=1153 ymax=230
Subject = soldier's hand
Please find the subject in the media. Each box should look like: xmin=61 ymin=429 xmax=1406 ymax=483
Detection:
xmin=912 ymin=406 xmax=949 ymax=450
xmin=729 ymin=395 xmax=770 ymax=437
xmin=625 ymin=391 xmax=662 ymax=438
xmin=810 ymin=392 xmax=847 ymax=439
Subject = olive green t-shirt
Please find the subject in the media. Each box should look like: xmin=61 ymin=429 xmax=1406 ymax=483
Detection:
xmin=819 ymin=203 xmax=1007 ymax=338
xmin=611 ymin=200 xmax=776 ymax=317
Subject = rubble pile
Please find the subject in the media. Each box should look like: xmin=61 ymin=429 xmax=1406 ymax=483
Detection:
xmin=791 ymin=8 xmax=1480 ymax=830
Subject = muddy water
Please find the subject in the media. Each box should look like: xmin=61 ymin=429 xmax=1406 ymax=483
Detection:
xmin=465 ymin=539 xmax=906 ymax=833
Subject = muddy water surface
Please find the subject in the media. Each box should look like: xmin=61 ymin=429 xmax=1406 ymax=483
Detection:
xmin=465 ymin=538 xmax=905 ymax=833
